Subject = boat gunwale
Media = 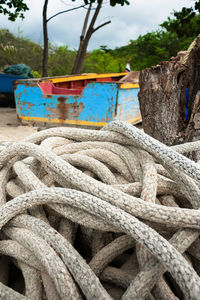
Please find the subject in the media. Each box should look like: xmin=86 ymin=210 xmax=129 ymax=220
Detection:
xmin=14 ymin=72 xmax=128 ymax=83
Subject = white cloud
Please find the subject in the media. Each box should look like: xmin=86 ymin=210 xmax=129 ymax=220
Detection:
xmin=1 ymin=0 xmax=193 ymax=50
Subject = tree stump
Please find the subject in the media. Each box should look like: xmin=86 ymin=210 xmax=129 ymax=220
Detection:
xmin=138 ymin=36 xmax=200 ymax=155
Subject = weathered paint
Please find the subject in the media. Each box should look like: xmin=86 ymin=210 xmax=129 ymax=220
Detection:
xmin=120 ymin=83 xmax=139 ymax=89
xmin=116 ymin=85 xmax=141 ymax=123
xmin=14 ymin=73 xmax=141 ymax=128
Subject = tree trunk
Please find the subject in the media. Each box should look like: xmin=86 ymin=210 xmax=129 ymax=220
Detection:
xmin=138 ymin=36 xmax=200 ymax=153
xmin=72 ymin=28 xmax=92 ymax=75
xmin=42 ymin=0 xmax=49 ymax=77
xmin=72 ymin=3 xmax=92 ymax=75
xmin=72 ymin=0 xmax=110 ymax=75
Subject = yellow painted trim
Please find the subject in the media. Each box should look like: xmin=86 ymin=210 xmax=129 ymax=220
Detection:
xmin=19 ymin=115 xmax=107 ymax=127
xmin=50 ymin=73 xmax=127 ymax=84
xmin=120 ymin=83 xmax=139 ymax=89
xmin=127 ymin=116 xmax=142 ymax=124
xmin=19 ymin=115 xmax=142 ymax=126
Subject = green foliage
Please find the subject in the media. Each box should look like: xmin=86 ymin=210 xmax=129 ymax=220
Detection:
xmin=72 ymin=0 xmax=130 ymax=7
xmin=112 ymin=30 xmax=193 ymax=71
xmin=82 ymin=49 xmax=126 ymax=73
xmin=106 ymin=1 xmax=200 ymax=70
xmin=195 ymin=0 xmax=200 ymax=11
xmin=160 ymin=1 xmax=200 ymax=38
xmin=48 ymin=45 xmax=76 ymax=76
xmin=32 ymin=70 xmax=42 ymax=78
xmin=0 ymin=28 xmax=76 ymax=76
xmin=0 ymin=0 xmax=29 ymax=21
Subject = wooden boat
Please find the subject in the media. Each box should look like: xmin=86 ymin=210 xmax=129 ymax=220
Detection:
xmin=14 ymin=72 xmax=141 ymax=128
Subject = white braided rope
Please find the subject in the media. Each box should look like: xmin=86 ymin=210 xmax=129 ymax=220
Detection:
xmin=0 ymin=120 xmax=199 ymax=300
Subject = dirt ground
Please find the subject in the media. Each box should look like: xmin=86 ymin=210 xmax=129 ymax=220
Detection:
xmin=0 ymin=108 xmax=38 ymax=142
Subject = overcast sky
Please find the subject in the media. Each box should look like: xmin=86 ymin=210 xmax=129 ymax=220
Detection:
xmin=1 ymin=0 xmax=193 ymax=50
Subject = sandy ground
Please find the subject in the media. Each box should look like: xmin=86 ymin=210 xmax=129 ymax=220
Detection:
xmin=0 ymin=108 xmax=38 ymax=142
xmin=0 ymin=107 xmax=143 ymax=143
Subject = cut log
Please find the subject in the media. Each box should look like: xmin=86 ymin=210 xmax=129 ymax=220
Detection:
xmin=138 ymin=36 xmax=200 ymax=151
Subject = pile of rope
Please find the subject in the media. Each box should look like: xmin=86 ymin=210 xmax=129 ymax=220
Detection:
xmin=0 ymin=120 xmax=200 ymax=300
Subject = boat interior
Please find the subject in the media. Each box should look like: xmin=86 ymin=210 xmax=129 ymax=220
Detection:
xmin=39 ymin=74 xmax=125 ymax=96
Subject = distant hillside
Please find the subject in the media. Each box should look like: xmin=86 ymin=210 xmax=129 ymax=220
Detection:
xmin=0 ymin=29 xmax=43 ymax=74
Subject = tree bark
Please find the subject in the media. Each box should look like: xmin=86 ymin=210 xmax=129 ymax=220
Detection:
xmin=72 ymin=0 xmax=110 ymax=75
xmin=42 ymin=0 xmax=49 ymax=77
xmin=72 ymin=2 xmax=92 ymax=75
xmin=138 ymin=36 xmax=200 ymax=153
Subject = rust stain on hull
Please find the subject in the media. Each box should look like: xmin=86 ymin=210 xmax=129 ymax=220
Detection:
xmin=46 ymin=97 xmax=85 ymax=122
xmin=16 ymin=98 xmax=34 ymax=114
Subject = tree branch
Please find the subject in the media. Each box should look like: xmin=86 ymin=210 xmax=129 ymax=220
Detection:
xmin=85 ymin=0 xmax=103 ymax=36
xmin=47 ymin=4 xmax=87 ymax=23
xmin=92 ymin=20 xmax=111 ymax=34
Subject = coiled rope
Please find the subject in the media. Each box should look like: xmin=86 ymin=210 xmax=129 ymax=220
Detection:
xmin=181 ymin=33 xmax=200 ymax=65
xmin=0 ymin=120 xmax=200 ymax=300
